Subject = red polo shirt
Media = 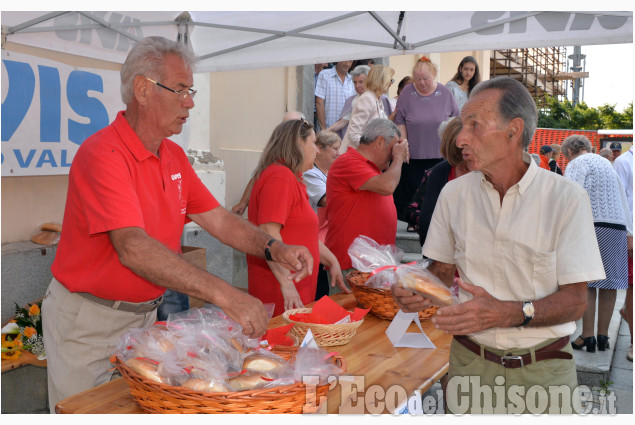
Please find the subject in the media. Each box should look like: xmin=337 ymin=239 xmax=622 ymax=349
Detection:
xmin=325 ymin=147 xmax=397 ymax=270
xmin=51 ymin=111 xmax=219 ymax=302
xmin=246 ymin=164 xmax=319 ymax=316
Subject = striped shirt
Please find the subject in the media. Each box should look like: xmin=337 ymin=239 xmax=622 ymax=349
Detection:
xmin=315 ymin=67 xmax=355 ymax=128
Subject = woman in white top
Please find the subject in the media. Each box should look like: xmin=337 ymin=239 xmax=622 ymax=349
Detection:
xmin=340 ymin=65 xmax=394 ymax=153
xmin=445 ymin=56 xmax=480 ymax=112
xmin=562 ymin=134 xmax=632 ymax=353
xmin=327 ymin=65 xmax=370 ymax=139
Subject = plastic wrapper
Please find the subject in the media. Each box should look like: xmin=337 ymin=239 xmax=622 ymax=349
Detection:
xmin=293 ymin=347 xmax=342 ymax=386
xmin=395 ymin=262 xmax=455 ymax=307
xmin=114 ymin=307 xmax=343 ymax=393
xmin=347 ymin=235 xmax=405 ymax=289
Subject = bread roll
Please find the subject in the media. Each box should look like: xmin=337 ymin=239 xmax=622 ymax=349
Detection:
xmin=228 ymin=372 xmax=267 ymax=391
xmin=182 ymin=377 xmax=230 ymax=392
xmin=242 ymin=353 xmax=286 ymax=373
xmin=31 ymin=230 xmax=60 ymax=245
xmin=399 ymin=273 xmax=452 ymax=306
xmin=40 ymin=222 xmax=62 ymax=233
xmin=125 ymin=357 xmax=165 ymax=383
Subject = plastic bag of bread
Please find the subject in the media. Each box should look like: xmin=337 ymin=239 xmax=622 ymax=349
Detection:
xmin=395 ymin=262 xmax=454 ymax=307
xmin=228 ymin=349 xmax=295 ymax=391
xmin=347 ymin=235 xmax=404 ymax=289
xmin=348 ymin=235 xmax=403 ymax=271
xmin=293 ymin=347 xmax=342 ymax=386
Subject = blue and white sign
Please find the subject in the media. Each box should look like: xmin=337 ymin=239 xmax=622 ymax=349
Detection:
xmin=1 ymin=51 xmax=123 ymax=176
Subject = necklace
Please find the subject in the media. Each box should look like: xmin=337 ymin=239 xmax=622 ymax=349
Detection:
xmin=314 ymin=163 xmax=327 ymax=177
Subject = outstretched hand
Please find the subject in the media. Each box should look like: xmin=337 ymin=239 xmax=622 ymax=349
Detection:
xmin=432 ymin=278 xmax=513 ymax=335
xmin=220 ymin=288 xmax=269 ymax=338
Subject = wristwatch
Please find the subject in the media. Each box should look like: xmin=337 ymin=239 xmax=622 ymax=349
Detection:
xmin=519 ymin=301 xmax=535 ymax=327
xmin=264 ymin=238 xmax=277 ymax=262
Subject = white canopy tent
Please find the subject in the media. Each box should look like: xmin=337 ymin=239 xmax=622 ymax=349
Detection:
xmin=2 ymin=11 xmax=632 ymax=72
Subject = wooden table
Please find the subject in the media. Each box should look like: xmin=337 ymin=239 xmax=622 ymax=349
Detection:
xmin=56 ymin=294 xmax=451 ymax=414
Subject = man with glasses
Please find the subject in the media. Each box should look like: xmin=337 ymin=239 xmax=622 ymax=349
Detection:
xmin=42 ymin=36 xmax=314 ymax=410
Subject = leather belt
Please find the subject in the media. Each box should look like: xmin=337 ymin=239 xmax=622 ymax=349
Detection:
xmin=77 ymin=292 xmax=163 ymax=314
xmin=454 ymin=335 xmax=572 ymax=369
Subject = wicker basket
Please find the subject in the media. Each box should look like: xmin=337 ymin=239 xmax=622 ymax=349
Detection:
xmin=282 ymin=308 xmax=363 ymax=346
xmin=347 ymin=270 xmax=438 ymax=320
xmin=110 ymin=346 xmax=345 ymax=414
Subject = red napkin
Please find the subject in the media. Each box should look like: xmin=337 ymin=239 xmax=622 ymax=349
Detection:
xmin=261 ymin=324 xmax=295 ymax=346
xmin=290 ymin=296 xmax=369 ymax=324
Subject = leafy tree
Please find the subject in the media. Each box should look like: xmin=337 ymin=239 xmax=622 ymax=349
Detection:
xmin=537 ymin=96 xmax=632 ymax=130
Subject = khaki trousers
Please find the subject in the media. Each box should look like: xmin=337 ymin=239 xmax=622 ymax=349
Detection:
xmin=446 ymin=336 xmax=579 ymax=414
xmin=42 ymin=278 xmax=157 ymax=413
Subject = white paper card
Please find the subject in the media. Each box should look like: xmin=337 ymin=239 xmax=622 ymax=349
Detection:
xmin=385 ymin=310 xmax=436 ymax=348
xmin=300 ymin=329 xmax=320 ymax=349
xmin=335 ymin=315 xmax=351 ymax=325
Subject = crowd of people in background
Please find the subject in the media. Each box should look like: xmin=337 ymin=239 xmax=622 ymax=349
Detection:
xmin=231 ymin=58 xmax=633 ymax=366
xmin=42 ymin=36 xmax=632 ymax=412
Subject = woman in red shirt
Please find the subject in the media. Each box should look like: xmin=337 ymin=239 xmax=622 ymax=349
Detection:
xmin=247 ymin=119 xmax=346 ymax=316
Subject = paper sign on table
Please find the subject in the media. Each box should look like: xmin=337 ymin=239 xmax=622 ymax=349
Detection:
xmin=385 ymin=309 xmax=436 ymax=348
xmin=300 ymin=329 xmax=320 ymax=349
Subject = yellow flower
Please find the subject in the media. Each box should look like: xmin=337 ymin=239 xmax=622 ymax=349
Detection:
xmin=1 ymin=337 xmax=23 ymax=360
xmin=29 ymin=304 xmax=40 ymax=316
xmin=23 ymin=326 xmax=37 ymax=339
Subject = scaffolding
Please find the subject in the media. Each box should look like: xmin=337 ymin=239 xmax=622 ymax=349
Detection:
xmin=490 ymin=47 xmax=573 ymax=107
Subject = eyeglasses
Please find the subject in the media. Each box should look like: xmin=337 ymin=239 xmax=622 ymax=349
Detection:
xmin=144 ymin=77 xmax=196 ymax=102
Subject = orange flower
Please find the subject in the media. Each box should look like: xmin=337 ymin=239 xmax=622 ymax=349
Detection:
xmin=29 ymin=304 xmax=40 ymax=316
xmin=23 ymin=326 xmax=37 ymax=339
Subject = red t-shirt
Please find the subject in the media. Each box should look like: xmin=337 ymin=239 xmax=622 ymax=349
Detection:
xmin=247 ymin=164 xmax=320 ymax=316
xmin=325 ymin=148 xmax=397 ymax=270
xmin=51 ymin=111 xmax=219 ymax=302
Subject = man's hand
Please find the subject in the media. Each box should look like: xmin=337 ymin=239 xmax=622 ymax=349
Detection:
xmin=391 ymin=284 xmax=434 ymax=312
xmin=393 ymin=139 xmax=410 ymax=164
xmin=271 ymin=241 xmax=314 ymax=282
xmin=217 ymin=287 xmax=269 ymax=338
xmin=431 ymin=278 xmax=514 ymax=335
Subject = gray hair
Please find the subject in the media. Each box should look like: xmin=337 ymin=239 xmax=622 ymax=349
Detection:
xmin=599 ymin=147 xmax=613 ymax=161
xmin=470 ymin=77 xmax=537 ymax=149
xmin=350 ymin=65 xmax=371 ymax=78
xmin=120 ymin=36 xmax=196 ymax=106
xmin=359 ymin=118 xmax=401 ymax=145
xmin=562 ymin=134 xmax=593 ymax=158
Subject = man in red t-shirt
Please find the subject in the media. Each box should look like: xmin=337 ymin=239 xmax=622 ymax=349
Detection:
xmin=42 ymin=36 xmax=314 ymax=410
xmin=325 ymin=118 xmax=409 ymax=273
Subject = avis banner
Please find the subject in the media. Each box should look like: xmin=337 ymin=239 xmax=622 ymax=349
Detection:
xmin=1 ymin=50 xmax=124 ymax=176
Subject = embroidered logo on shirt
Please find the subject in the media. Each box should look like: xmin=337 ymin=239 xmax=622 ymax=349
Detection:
xmin=172 ymin=173 xmax=186 ymax=214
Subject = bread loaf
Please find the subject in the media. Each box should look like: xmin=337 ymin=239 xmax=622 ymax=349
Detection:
xmin=125 ymin=357 xmax=165 ymax=383
xmin=182 ymin=377 xmax=231 ymax=392
xmin=242 ymin=353 xmax=286 ymax=373
xmin=31 ymin=230 xmax=60 ymax=245
xmin=399 ymin=273 xmax=452 ymax=306
xmin=40 ymin=222 xmax=62 ymax=233
xmin=228 ymin=371 xmax=268 ymax=391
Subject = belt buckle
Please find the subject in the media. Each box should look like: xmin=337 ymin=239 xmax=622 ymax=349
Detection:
xmin=134 ymin=296 xmax=162 ymax=314
xmin=501 ymin=355 xmax=524 ymax=368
